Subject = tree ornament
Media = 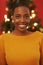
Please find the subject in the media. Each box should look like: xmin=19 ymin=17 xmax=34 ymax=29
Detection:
xmin=29 ymin=3 xmax=33 ymax=7
xmin=31 ymin=26 xmax=35 ymax=30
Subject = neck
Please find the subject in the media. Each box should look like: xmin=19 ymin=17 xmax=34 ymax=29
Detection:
xmin=12 ymin=29 xmax=32 ymax=36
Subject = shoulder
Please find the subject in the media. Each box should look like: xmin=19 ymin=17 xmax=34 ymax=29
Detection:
xmin=29 ymin=31 xmax=43 ymax=43
xmin=28 ymin=31 xmax=43 ymax=39
xmin=34 ymin=31 xmax=43 ymax=42
xmin=35 ymin=31 xmax=43 ymax=35
xmin=0 ymin=33 xmax=12 ymax=47
xmin=0 ymin=33 xmax=12 ymax=39
xmin=33 ymin=31 xmax=43 ymax=38
xmin=0 ymin=33 xmax=12 ymax=52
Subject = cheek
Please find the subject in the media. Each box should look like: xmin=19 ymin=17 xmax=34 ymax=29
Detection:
xmin=14 ymin=19 xmax=19 ymax=23
xmin=13 ymin=16 xmax=19 ymax=22
xmin=26 ymin=19 xmax=30 ymax=23
xmin=13 ymin=19 xmax=20 ymax=25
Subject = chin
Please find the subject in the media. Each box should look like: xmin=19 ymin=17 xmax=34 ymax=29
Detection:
xmin=18 ymin=28 xmax=26 ymax=32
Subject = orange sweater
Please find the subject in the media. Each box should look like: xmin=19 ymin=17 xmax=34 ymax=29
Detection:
xmin=0 ymin=31 xmax=43 ymax=65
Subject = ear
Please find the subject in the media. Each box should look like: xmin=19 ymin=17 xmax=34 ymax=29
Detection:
xmin=12 ymin=20 xmax=14 ymax=23
xmin=11 ymin=16 xmax=14 ymax=23
xmin=11 ymin=16 xmax=13 ymax=20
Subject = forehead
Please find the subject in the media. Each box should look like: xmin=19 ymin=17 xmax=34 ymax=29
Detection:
xmin=14 ymin=6 xmax=30 ymax=15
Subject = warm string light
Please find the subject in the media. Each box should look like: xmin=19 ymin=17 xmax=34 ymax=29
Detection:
xmin=31 ymin=13 xmax=36 ymax=18
xmin=26 ymin=26 xmax=30 ymax=29
xmin=2 ymin=31 xmax=11 ymax=34
xmin=7 ymin=31 xmax=11 ymax=33
xmin=30 ymin=16 xmax=33 ymax=19
xmin=4 ymin=15 xmax=7 ymax=19
xmin=2 ymin=31 xmax=5 ymax=34
xmin=31 ymin=10 xmax=35 ymax=13
xmin=4 ymin=7 xmax=10 ymax=22
xmin=4 ymin=14 xmax=10 ymax=22
xmin=5 ymin=7 xmax=9 ymax=11
xmin=34 ymin=22 xmax=38 ymax=26
xmin=30 ymin=10 xmax=36 ymax=19
xmin=26 ymin=26 xmax=29 ymax=29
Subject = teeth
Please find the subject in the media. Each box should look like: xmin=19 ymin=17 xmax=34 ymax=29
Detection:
xmin=19 ymin=25 xmax=26 ymax=28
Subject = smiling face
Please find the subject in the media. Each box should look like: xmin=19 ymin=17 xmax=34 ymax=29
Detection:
xmin=13 ymin=6 xmax=30 ymax=32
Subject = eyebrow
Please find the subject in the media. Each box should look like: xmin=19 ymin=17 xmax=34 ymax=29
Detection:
xmin=24 ymin=14 xmax=30 ymax=17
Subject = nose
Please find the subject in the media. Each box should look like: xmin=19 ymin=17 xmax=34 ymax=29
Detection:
xmin=20 ymin=17 xmax=25 ymax=22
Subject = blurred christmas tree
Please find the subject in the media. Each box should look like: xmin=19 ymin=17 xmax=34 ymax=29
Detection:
xmin=2 ymin=0 xmax=43 ymax=34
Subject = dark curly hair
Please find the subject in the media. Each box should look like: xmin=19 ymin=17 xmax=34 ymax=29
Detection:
xmin=12 ymin=2 xmax=30 ymax=15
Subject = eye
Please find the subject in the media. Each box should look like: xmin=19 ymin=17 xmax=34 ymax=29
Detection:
xmin=24 ymin=14 xmax=29 ymax=19
xmin=15 ymin=15 xmax=20 ymax=19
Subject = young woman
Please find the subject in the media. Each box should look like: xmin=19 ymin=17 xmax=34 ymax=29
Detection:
xmin=0 ymin=2 xmax=43 ymax=65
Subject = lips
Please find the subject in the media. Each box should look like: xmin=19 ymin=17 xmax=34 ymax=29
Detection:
xmin=18 ymin=24 xmax=26 ymax=28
